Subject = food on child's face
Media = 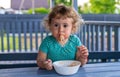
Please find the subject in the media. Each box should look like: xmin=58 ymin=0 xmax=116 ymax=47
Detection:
xmin=59 ymin=34 xmax=64 ymax=41
xmin=58 ymin=33 xmax=65 ymax=46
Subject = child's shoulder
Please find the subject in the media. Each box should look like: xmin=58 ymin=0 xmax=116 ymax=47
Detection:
xmin=69 ymin=35 xmax=81 ymax=45
xmin=70 ymin=34 xmax=79 ymax=39
xmin=43 ymin=35 xmax=54 ymax=41
xmin=69 ymin=34 xmax=80 ymax=42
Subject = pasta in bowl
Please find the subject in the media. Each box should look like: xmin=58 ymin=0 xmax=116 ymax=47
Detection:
xmin=53 ymin=60 xmax=81 ymax=75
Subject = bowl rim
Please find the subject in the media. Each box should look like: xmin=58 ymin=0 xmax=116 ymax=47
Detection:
xmin=53 ymin=60 xmax=81 ymax=67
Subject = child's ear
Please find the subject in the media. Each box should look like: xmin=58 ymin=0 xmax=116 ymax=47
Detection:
xmin=71 ymin=25 xmax=76 ymax=33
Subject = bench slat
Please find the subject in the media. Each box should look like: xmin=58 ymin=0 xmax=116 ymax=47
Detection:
xmin=89 ymin=52 xmax=120 ymax=59
xmin=0 ymin=53 xmax=37 ymax=61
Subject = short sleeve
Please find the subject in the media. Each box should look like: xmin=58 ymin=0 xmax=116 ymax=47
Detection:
xmin=74 ymin=35 xmax=82 ymax=46
xmin=39 ymin=37 xmax=49 ymax=53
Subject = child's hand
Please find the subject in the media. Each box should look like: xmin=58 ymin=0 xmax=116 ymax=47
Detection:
xmin=43 ymin=59 xmax=53 ymax=70
xmin=76 ymin=45 xmax=89 ymax=66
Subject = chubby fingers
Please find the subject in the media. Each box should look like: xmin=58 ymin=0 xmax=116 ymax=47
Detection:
xmin=81 ymin=49 xmax=89 ymax=59
xmin=76 ymin=45 xmax=89 ymax=59
xmin=80 ymin=45 xmax=88 ymax=51
xmin=77 ymin=45 xmax=88 ymax=52
xmin=44 ymin=59 xmax=53 ymax=70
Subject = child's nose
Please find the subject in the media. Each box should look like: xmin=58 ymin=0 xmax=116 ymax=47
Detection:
xmin=59 ymin=26 xmax=64 ymax=32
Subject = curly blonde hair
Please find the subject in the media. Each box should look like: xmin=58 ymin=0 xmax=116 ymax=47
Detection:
xmin=43 ymin=4 xmax=84 ymax=33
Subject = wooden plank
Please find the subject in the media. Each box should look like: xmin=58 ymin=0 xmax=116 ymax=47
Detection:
xmin=107 ymin=25 xmax=112 ymax=51
xmin=23 ymin=21 xmax=27 ymax=51
xmin=0 ymin=52 xmax=38 ymax=68
xmin=91 ymin=25 xmax=95 ymax=51
xmin=0 ymin=53 xmax=37 ymax=61
xmin=83 ymin=25 xmax=87 ymax=46
xmin=0 ymin=64 xmax=37 ymax=69
xmin=29 ymin=21 xmax=33 ymax=51
xmin=0 ymin=22 xmax=4 ymax=52
xmin=101 ymin=26 xmax=106 ymax=51
xmin=88 ymin=52 xmax=120 ymax=59
xmin=115 ymin=26 xmax=120 ymax=51
xmin=34 ymin=22 xmax=38 ymax=50
xmin=96 ymin=25 xmax=100 ymax=51
xmin=6 ymin=22 xmax=10 ymax=51
xmin=17 ymin=21 xmax=22 ymax=51
xmin=87 ymin=25 xmax=91 ymax=51
xmin=12 ymin=22 xmax=16 ymax=51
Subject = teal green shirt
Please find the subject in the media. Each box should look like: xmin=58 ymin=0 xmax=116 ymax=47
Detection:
xmin=39 ymin=35 xmax=82 ymax=62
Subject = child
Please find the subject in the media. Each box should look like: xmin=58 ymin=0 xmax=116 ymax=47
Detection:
xmin=37 ymin=4 xmax=89 ymax=70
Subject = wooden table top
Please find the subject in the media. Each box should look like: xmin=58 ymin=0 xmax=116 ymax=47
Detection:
xmin=0 ymin=62 xmax=120 ymax=77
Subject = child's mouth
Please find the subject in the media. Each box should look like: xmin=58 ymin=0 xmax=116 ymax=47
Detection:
xmin=59 ymin=33 xmax=65 ymax=42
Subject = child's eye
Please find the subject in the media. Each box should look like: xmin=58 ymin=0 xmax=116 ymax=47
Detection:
xmin=63 ymin=24 xmax=68 ymax=28
xmin=54 ymin=24 xmax=59 ymax=27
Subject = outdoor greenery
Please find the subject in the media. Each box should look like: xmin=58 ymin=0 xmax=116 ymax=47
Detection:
xmin=0 ymin=34 xmax=35 ymax=51
xmin=78 ymin=3 xmax=90 ymax=14
xmin=26 ymin=0 xmax=120 ymax=14
xmin=80 ymin=0 xmax=120 ymax=14
xmin=27 ymin=7 xmax=50 ymax=14
xmin=0 ymin=35 xmax=19 ymax=50
xmin=89 ymin=0 xmax=116 ymax=14
xmin=54 ymin=0 xmax=72 ymax=6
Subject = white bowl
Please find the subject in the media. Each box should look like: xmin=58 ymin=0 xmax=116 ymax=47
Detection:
xmin=53 ymin=60 xmax=81 ymax=75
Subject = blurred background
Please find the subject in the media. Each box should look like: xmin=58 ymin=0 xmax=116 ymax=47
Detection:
xmin=0 ymin=0 xmax=120 ymax=65
xmin=0 ymin=0 xmax=120 ymax=14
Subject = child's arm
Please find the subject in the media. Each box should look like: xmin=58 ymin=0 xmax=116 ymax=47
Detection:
xmin=37 ymin=51 xmax=53 ymax=70
xmin=76 ymin=45 xmax=89 ymax=66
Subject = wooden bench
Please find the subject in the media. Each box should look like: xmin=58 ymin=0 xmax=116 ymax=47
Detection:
xmin=0 ymin=51 xmax=120 ymax=69
xmin=0 ymin=53 xmax=37 ymax=69
xmin=88 ymin=52 xmax=120 ymax=63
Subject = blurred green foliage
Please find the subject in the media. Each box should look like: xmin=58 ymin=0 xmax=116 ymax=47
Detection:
xmin=78 ymin=3 xmax=91 ymax=14
xmin=79 ymin=0 xmax=120 ymax=14
xmin=26 ymin=0 xmax=120 ymax=14
xmin=89 ymin=0 xmax=116 ymax=14
xmin=27 ymin=7 xmax=50 ymax=14
xmin=55 ymin=0 xmax=72 ymax=6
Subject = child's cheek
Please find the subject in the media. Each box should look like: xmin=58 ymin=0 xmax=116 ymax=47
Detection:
xmin=64 ymin=34 xmax=70 ymax=39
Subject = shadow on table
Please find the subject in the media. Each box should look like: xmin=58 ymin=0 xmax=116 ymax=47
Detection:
xmin=37 ymin=67 xmax=87 ymax=77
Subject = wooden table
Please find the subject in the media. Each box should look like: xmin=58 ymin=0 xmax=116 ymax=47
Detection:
xmin=0 ymin=62 xmax=120 ymax=77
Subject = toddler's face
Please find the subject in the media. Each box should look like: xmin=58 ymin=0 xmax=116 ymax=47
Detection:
xmin=50 ymin=18 xmax=73 ymax=41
